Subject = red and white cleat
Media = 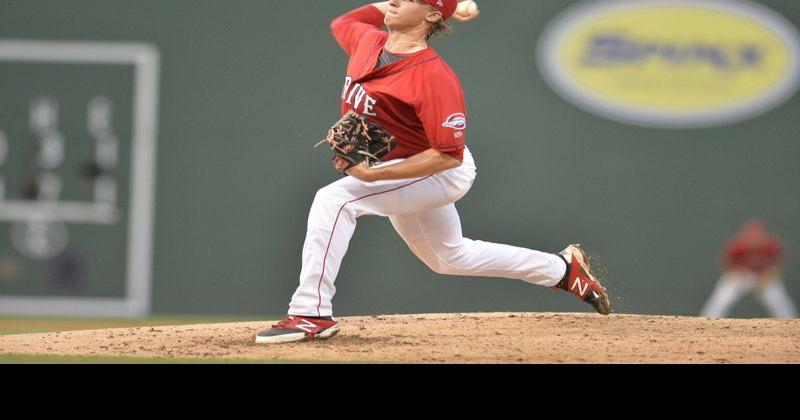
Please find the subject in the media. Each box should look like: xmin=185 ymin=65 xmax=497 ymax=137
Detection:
xmin=255 ymin=315 xmax=340 ymax=344
xmin=555 ymin=244 xmax=613 ymax=315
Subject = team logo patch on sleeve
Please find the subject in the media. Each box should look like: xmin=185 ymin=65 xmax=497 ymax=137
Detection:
xmin=442 ymin=113 xmax=467 ymax=130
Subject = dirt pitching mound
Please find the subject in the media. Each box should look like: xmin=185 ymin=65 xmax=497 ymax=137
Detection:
xmin=1 ymin=313 xmax=798 ymax=363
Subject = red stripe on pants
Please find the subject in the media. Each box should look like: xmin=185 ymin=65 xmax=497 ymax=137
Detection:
xmin=315 ymin=175 xmax=434 ymax=316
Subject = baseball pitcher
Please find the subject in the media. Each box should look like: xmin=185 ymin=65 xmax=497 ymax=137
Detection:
xmin=257 ymin=0 xmax=612 ymax=344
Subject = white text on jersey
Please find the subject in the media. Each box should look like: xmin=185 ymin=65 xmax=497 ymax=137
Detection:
xmin=341 ymin=77 xmax=378 ymax=117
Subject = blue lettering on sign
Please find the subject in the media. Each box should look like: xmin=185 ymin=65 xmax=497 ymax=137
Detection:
xmin=580 ymin=35 xmax=763 ymax=71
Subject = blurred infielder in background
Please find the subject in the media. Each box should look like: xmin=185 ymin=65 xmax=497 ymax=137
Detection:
xmin=257 ymin=0 xmax=612 ymax=344
xmin=701 ymin=220 xmax=798 ymax=319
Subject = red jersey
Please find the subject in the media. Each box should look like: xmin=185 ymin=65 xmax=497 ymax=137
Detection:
xmin=724 ymin=235 xmax=783 ymax=273
xmin=331 ymin=5 xmax=467 ymax=162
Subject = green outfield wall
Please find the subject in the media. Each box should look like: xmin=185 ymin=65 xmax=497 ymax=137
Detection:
xmin=1 ymin=0 xmax=798 ymax=318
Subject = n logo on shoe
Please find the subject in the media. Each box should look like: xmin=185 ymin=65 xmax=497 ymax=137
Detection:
xmin=571 ymin=277 xmax=589 ymax=298
xmin=295 ymin=319 xmax=317 ymax=333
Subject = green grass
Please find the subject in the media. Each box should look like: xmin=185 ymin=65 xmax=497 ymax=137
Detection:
xmin=0 ymin=315 xmax=269 ymax=336
xmin=0 ymin=354 xmax=353 ymax=364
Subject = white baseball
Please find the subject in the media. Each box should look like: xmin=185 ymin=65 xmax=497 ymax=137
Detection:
xmin=456 ymin=1 xmax=478 ymax=18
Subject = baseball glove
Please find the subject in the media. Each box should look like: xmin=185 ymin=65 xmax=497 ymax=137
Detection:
xmin=314 ymin=110 xmax=396 ymax=174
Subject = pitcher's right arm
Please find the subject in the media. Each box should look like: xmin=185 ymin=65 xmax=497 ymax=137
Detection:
xmin=331 ymin=3 xmax=391 ymax=55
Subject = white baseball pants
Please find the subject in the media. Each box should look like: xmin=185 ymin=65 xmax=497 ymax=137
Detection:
xmin=288 ymin=148 xmax=566 ymax=317
xmin=700 ymin=271 xmax=798 ymax=318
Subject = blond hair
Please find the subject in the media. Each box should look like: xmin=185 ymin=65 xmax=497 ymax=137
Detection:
xmin=426 ymin=18 xmax=453 ymax=41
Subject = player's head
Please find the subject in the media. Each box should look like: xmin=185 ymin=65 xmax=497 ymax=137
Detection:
xmin=385 ymin=0 xmax=456 ymax=41
xmin=738 ymin=219 xmax=770 ymax=246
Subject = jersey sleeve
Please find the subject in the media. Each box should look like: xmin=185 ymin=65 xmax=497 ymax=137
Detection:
xmin=764 ymin=238 xmax=784 ymax=263
xmin=414 ymin=65 xmax=467 ymax=161
xmin=330 ymin=5 xmax=386 ymax=56
xmin=723 ymin=240 xmax=745 ymax=266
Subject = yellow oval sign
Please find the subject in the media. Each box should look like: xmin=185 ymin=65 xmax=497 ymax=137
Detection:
xmin=538 ymin=0 xmax=800 ymax=128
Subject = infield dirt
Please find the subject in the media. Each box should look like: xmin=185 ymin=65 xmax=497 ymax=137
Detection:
xmin=1 ymin=312 xmax=798 ymax=363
